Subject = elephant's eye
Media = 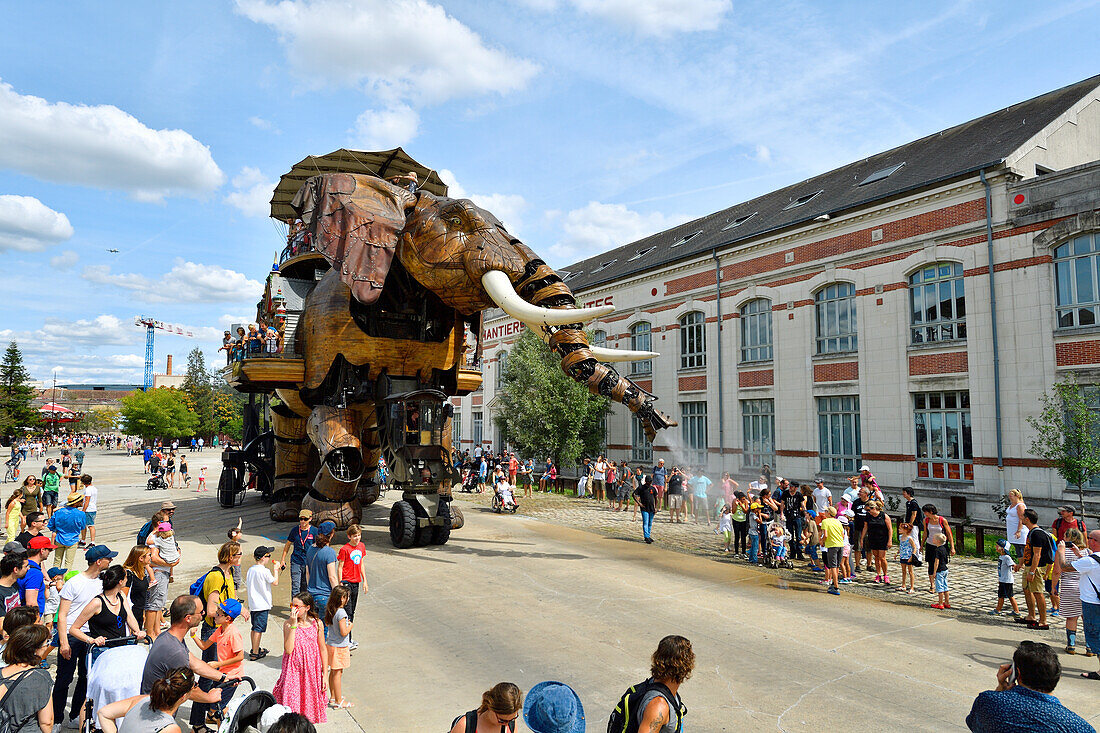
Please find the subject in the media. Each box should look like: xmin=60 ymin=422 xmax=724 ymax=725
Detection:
xmin=449 ymin=216 xmax=463 ymax=227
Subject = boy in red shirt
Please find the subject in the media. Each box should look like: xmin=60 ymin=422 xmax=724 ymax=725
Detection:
xmin=337 ymin=524 xmax=367 ymax=651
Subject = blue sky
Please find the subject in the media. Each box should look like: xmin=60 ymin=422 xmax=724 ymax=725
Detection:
xmin=1 ymin=0 xmax=1098 ymax=384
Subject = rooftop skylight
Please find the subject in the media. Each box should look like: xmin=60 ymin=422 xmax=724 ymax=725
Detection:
xmin=858 ymin=162 xmax=906 ymax=186
xmin=670 ymin=230 xmax=702 ymax=248
xmin=591 ymin=259 xmax=617 ymax=274
xmin=628 ymin=247 xmax=656 ymax=261
xmin=722 ymin=212 xmax=758 ymax=231
xmin=783 ymin=190 xmax=823 ymax=211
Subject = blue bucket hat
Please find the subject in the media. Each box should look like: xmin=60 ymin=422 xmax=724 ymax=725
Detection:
xmin=523 ymin=681 xmax=584 ymax=733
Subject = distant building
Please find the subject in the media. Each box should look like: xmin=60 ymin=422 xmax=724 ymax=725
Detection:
xmin=458 ymin=74 xmax=1100 ymax=520
xmin=153 ymin=355 xmax=185 ymax=389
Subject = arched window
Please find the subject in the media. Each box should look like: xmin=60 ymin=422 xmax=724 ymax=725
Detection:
xmin=909 ymin=263 xmax=965 ymax=344
xmin=679 ymin=311 xmax=706 ymax=369
xmin=815 ymin=283 xmax=857 ymax=354
xmin=630 ymin=322 xmax=652 ymax=375
xmin=740 ymin=299 xmax=772 ymax=362
xmin=496 ymin=351 xmax=508 ymax=390
xmin=1055 ymin=234 xmax=1100 ymax=328
xmin=591 ymin=330 xmax=607 ymax=348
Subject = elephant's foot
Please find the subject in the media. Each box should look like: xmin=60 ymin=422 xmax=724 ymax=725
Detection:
xmin=357 ymin=480 xmax=381 ymax=507
xmin=301 ymin=493 xmax=362 ymax=529
xmin=270 ymin=498 xmax=303 ymax=522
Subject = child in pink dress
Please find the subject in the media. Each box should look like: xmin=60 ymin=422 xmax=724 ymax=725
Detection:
xmin=273 ymin=592 xmax=328 ymax=724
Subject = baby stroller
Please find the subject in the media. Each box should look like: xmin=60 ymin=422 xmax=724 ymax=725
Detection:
xmin=762 ymin=520 xmax=794 ymax=570
xmin=83 ymin=637 xmax=145 ymax=733
xmin=492 ymin=484 xmax=518 ymax=513
xmin=146 ymin=465 xmax=167 ymax=490
xmin=461 ymin=467 xmax=479 ymax=493
xmin=216 ymin=677 xmax=280 ymax=733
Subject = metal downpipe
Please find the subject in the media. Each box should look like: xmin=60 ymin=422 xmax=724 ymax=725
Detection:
xmin=980 ymin=169 xmax=1005 ymax=496
xmin=712 ymin=249 xmax=726 ymax=466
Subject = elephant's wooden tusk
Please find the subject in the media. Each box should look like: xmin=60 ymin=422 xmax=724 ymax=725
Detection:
xmin=481 ymin=270 xmax=614 ymax=327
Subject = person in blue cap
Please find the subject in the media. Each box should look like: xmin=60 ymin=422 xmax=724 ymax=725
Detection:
xmin=305 ymin=521 xmax=339 ymax=621
xmin=524 ymin=681 xmax=585 ymax=733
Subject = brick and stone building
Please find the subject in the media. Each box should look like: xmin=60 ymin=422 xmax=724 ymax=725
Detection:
xmin=457 ymin=74 xmax=1100 ymax=520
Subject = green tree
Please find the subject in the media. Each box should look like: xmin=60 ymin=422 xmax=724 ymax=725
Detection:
xmin=75 ymin=408 xmax=120 ymax=434
xmin=493 ymin=329 xmax=610 ymax=469
xmin=1028 ymin=376 xmax=1100 ymax=520
xmin=183 ymin=348 xmax=216 ymax=437
xmin=0 ymin=342 xmax=39 ymax=438
xmin=120 ymin=388 xmax=199 ymax=442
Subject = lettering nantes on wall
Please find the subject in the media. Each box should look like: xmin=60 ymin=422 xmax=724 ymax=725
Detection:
xmin=482 ymin=295 xmax=614 ymax=342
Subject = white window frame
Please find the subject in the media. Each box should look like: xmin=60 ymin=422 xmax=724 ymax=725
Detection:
xmin=913 ymin=390 xmax=973 ymax=482
xmin=631 ymin=416 xmax=652 ymax=463
xmin=741 ymin=399 xmax=774 ymax=470
xmin=815 ymin=283 xmax=858 ymax=354
xmin=909 ymin=263 xmax=966 ymax=344
xmin=680 ymin=401 xmax=708 ymax=467
xmin=817 ymin=396 xmax=861 ymax=474
xmin=679 ymin=311 xmax=706 ymax=370
xmin=472 ymin=411 xmax=483 ymax=447
xmin=740 ymin=299 xmax=773 ymax=363
xmin=630 ymin=322 xmax=653 ymax=375
xmin=495 ymin=351 xmax=508 ymax=390
xmin=1054 ymin=233 xmax=1100 ymax=329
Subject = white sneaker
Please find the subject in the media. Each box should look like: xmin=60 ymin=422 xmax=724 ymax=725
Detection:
xmin=349 ymin=640 xmax=359 ymax=650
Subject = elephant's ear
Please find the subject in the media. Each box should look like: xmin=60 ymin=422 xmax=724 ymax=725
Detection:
xmin=291 ymin=173 xmax=415 ymax=305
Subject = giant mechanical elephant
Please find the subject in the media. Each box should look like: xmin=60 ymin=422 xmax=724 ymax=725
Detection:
xmin=268 ymin=172 xmax=674 ymax=528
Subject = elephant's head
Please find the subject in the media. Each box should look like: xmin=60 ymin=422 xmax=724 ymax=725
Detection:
xmin=292 ymin=172 xmax=675 ymax=439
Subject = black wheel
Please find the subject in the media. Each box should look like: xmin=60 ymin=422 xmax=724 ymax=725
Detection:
xmin=414 ymin=524 xmax=433 ymax=547
xmin=430 ymin=503 xmax=452 ymax=545
xmin=492 ymin=494 xmax=502 ymax=513
xmin=389 ymin=501 xmax=417 ymax=548
xmin=450 ymin=507 xmax=465 ymax=531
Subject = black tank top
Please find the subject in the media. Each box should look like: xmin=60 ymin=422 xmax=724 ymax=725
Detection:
xmin=866 ymin=513 xmax=889 ymax=543
xmin=88 ymin=594 xmax=129 ymax=639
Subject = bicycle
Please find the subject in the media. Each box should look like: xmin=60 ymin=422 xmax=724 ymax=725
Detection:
xmin=2 ymin=459 xmax=19 ymax=484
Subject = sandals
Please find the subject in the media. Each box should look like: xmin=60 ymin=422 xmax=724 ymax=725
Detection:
xmin=329 ymin=698 xmax=354 ymax=709
xmin=1080 ymin=671 xmax=1100 ymax=680
xmin=249 ymin=649 xmax=268 ymax=661
xmin=1026 ymin=621 xmax=1050 ymax=630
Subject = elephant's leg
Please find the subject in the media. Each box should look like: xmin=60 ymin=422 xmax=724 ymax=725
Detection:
xmin=357 ymin=407 xmax=382 ymax=507
xmin=269 ymin=407 xmax=311 ymax=523
xmin=301 ymin=405 xmax=366 ymax=529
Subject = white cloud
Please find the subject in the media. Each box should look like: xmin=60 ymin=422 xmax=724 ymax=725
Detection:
xmin=36 ymin=315 xmax=136 ymax=349
xmin=236 ymin=0 xmax=537 ymax=103
xmin=572 ymin=0 xmax=731 ymax=36
xmin=82 ymin=259 xmax=263 ymax=304
xmin=0 ymin=80 xmax=224 ymax=202
xmin=438 ymin=169 xmax=528 ymax=235
xmin=49 ymin=249 xmax=79 ymax=270
xmin=547 ymin=201 xmax=681 ymax=264
xmin=754 ymin=145 xmax=772 ymax=163
xmin=248 ymin=116 xmax=277 ymax=132
xmin=352 ymin=104 xmax=420 ymax=150
xmin=225 ymin=166 xmax=277 ymax=218
xmin=0 ymin=195 xmax=73 ymax=252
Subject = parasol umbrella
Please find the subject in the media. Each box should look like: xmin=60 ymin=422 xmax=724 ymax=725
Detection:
xmin=269 ymin=147 xmax=449 ymax=223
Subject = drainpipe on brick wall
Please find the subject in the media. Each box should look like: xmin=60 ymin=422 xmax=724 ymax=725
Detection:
xmin=712 ymin=249 xmax=726 ymax=463
xmin=980 ymin=169 xmax=1006 ymax=497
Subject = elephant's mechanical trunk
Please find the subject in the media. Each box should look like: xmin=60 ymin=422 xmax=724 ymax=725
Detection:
xmin=512 ymin=262 xmax=675 ymax=441
xmin=306 ymin=406 xmax=364 ymax=501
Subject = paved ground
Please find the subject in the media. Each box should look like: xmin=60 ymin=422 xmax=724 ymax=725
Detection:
xmin=461 ymin=489 xmax=1035 ymax=620
xmin=26 ymin=449 xmax=1100 ymax=732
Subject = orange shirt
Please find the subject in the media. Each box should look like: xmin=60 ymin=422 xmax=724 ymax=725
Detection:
xmin=211 ymin=623 xmax=244 ymax=676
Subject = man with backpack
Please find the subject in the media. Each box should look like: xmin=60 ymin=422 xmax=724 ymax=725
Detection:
xmin=1019 ymin=509 xmax=1054 ymax=630
xmin=608 ymin=635 xmax=693 ymax=733
xmin=1052 ymin=506 xmax=1088 ymax=542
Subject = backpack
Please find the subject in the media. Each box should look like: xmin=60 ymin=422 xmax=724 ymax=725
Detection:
xmin=136 ymin=520 xmax=155 ymax=546
xmin=1033 ymin=529 xmax=1055 ymax=566
xmin=607 ymin=678 xmax=684 ymax=733
xmin=189 ymin=566 xmax=228 ymax=602
xmin=0 ymin=669 xmax=39 ymax=733
xmin=450 ymin=710 xmax=515 ymax=733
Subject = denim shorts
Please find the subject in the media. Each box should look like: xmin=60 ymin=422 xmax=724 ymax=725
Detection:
xmin=934 ymin=570 xmax=949 ymax=593
xmin=250 ymin=609 xmax=269 ymax=633
xmin=84 ymin=511 xmax=96 ymax=526
xmin=41 ymin=492 xmax=58 ymax=507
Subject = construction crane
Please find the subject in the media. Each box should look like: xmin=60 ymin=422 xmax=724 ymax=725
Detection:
xmin=134 ymin=316 xmax=198 ymax=390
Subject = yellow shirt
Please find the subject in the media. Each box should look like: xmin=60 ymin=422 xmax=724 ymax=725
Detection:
xmin=822 ymin=517 xmax=845 ymax=548
xmin=201 ymin=567 xmax=236 ymax=624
